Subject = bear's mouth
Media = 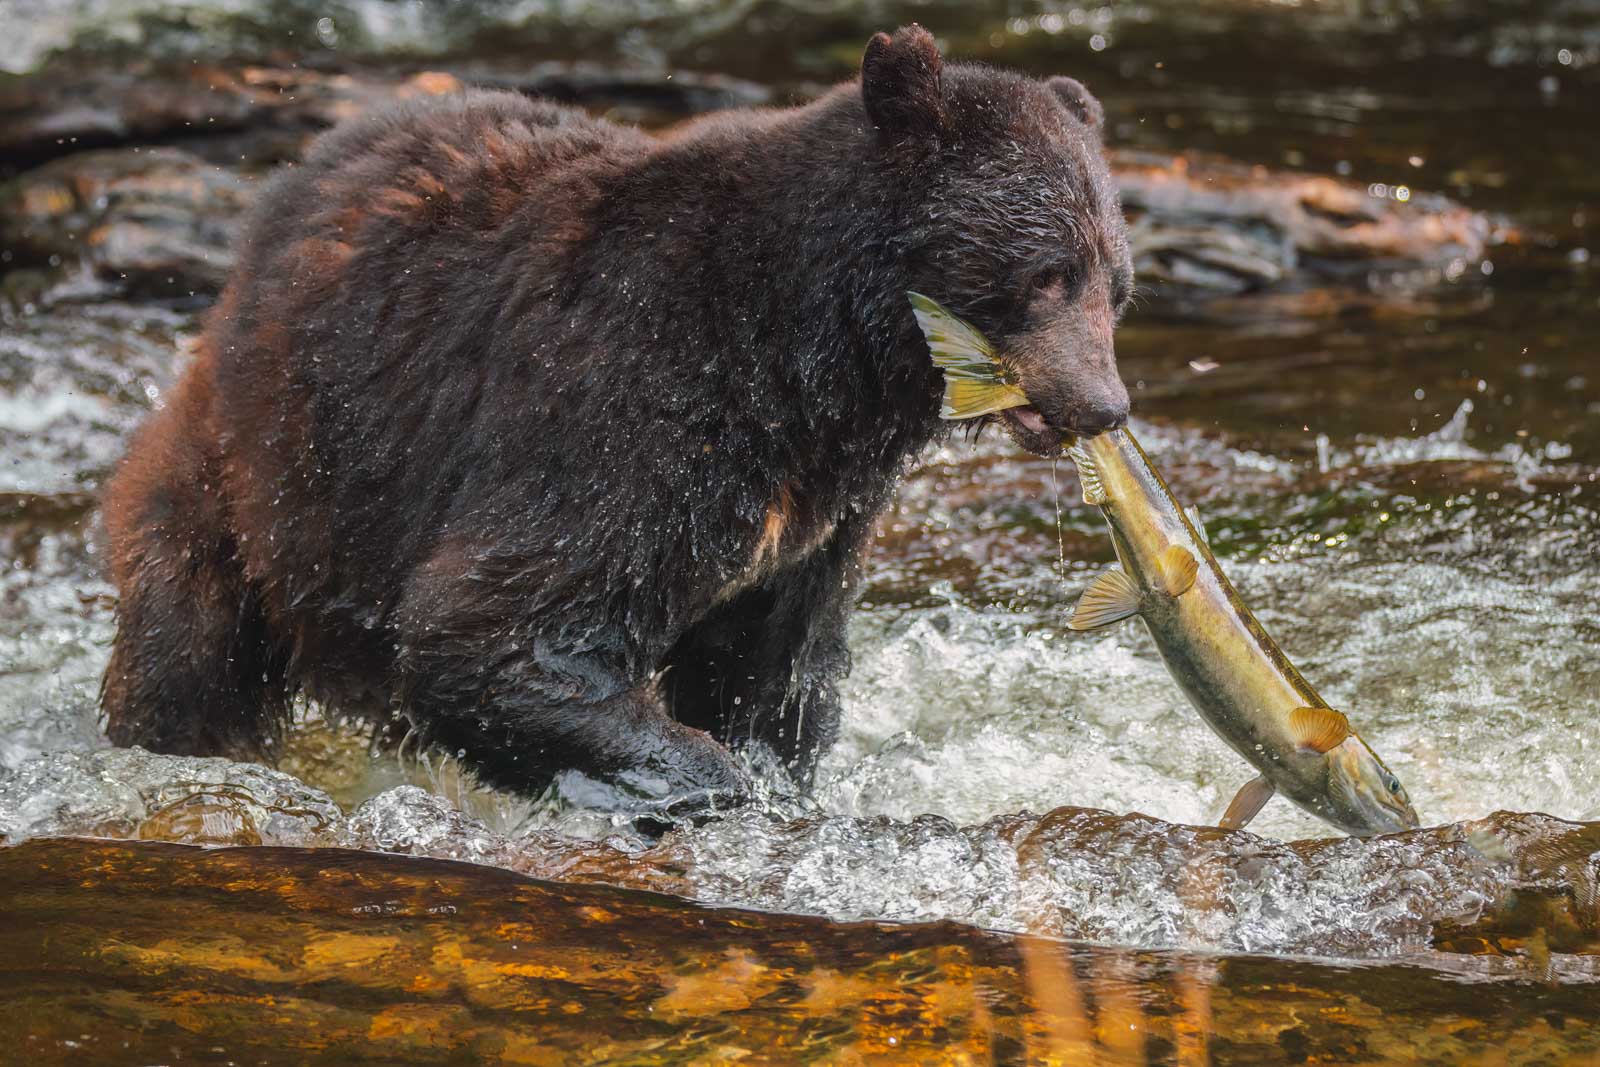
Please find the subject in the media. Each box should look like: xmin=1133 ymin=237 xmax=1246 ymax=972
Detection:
xmin=997 ymin=404 xmax=1072 ymax=456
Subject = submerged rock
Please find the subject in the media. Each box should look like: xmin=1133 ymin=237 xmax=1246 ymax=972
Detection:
xmin=1 ymin=835 xmax=1597 ymax=1065
xmin=1114 ymin=149 xmax=1499 ymax=294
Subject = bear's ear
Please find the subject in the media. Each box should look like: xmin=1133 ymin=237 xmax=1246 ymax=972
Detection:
xmin=1048 ymin=75 xmax=1105 ymax=137
xmin=861 ymin=25 xmax=946 ymax=146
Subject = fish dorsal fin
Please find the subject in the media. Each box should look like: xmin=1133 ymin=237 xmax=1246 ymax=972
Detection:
xmin=1219 ymin=774 xmax=1275 ymax=830
xmin=1185 ymin=504 xmax=1209 ymax=545
xmin=1158 ymin=545 xmax=1198 ymax=597
xmin=908 ymin=292 xmax=1031 ymax=421
xmin=1068 ymin=568 xmax=1141 ymax=630
xmin=1289 ymin=706 xmax=1351 ymax=754
xmin=1066 ymin=442 xmax=1107 ymax=505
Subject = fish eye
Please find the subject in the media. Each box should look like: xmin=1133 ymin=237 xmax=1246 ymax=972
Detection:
xmin=1383 ymin=773 xmax=1402 ymax=795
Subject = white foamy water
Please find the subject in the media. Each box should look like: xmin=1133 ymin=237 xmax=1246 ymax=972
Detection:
xmin=9 ymin=746 xmax=1595 ymax=963
xmin=0 ymin=304 xmax=183 ymax=496
xmin=816 ymin=546 xmax=1600 ymax=844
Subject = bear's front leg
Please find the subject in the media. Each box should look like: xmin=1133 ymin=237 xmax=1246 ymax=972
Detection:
xmin=417 ymin=666 xmax=750 ymax=813
xmin=393 ymin=591 xmax=750 ymax=812
xmin=661 ymin=505 xmax=875 ymax=788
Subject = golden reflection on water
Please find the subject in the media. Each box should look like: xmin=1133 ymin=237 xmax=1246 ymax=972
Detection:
xmin=6 ymin=837 xmax=1597 ymax=1065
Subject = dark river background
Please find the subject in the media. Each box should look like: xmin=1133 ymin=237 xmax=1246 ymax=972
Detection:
xmin=1 ymin=1 xmax=1598 ymax=1060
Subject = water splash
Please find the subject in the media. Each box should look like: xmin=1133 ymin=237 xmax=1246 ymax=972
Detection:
xmin=9 ymin=746 xmax=1597 ymax=963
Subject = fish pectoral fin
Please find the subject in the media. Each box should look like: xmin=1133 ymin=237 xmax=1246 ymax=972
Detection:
xmin=1185 ymin=504 xmax=1210 ymax=545
xmin=1288 ymin=706 xmax=1352 ymax=754
xmin=1157 ymin=545 xmax=1199 ymax=597
xmin=1220 ymin=774 xmax=1276 ymax=830
xmin=1065 ymin=442 xmax=1107 ymax=506
xmin=940 ymin=378 xmax=1031 ymax=420
xmin=1068 ymin=568 xmax=1142 ymax=630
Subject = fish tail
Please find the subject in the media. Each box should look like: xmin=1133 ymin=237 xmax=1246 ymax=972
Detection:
xmin=909 ymin=292 xmax=1032 ymax=421
xmin=941 ymin=378 xmax=1031 ymax=420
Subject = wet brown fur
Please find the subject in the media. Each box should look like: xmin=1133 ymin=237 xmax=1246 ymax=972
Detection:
xmin=100 ymin=28 xmax=1131 ymax=808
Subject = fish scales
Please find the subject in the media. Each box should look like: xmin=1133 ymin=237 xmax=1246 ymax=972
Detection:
xmin=1068 ymin=429 xmax=1416 ymax=835
xmin=1082 ymin=430 xmax=1321 ymax=769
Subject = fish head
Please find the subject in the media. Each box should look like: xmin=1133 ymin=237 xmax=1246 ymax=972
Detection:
xmin=1319 ymin=734 xmax=1419 ymax=836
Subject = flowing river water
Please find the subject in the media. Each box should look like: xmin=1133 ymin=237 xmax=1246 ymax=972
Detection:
xmin=1 ymin=1 xmax=1598 ymax=1060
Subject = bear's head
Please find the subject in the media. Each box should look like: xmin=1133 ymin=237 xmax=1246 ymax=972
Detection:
xmin=863 ymin=26 xmax=1133 ymax=455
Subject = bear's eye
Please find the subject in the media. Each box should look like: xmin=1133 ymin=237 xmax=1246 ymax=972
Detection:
xmin=1028 ymin=265 xmax=1082 ymax=299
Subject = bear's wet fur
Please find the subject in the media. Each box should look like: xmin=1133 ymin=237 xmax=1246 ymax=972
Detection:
xmin=102 ymin=27 xmax=1133 ymax=810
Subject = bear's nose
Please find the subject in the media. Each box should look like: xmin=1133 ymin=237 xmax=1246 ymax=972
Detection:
xmin=1068 ymin=394 xmax=1129 ymax=437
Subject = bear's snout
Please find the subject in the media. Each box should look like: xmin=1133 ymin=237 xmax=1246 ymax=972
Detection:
xmin=998 ymin=267 xmax=1139 ymax=451
xmin=1025 ymin=367 xmax=1129 ymax=437
xmin=1000 ymin=300 xmax=1130 ymax=453
xmin=1064 ymin=385 xmax=1129 ymax=436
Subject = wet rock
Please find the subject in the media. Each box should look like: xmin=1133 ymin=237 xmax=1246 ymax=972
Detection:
xmin=455 ymin=60 xmax=770 ymax=126
xmin=1 ymin=63 xmax=271 ymax=162
xmin=0 ymin=62 xmax=765 ymax=296
xmin=0 ymin=146 xmax=252 ymax=297
xmin=2 ymin=63 xmax=1501 ymax=306
xmin=0 ymin=62 xmax=460 ymax=166
xmin=0 ymin=58 xmax=761 ymax=169
xmin=1113 ymin=149 xmax=1500 ymax=294
xmin=0 ymin=65 xmax=472 ymax=296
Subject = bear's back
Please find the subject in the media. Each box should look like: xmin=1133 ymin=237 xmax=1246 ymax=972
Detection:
xmin=238 ymin=89 xmax=649 ymax=274
xmin=196 ymin=91 xmax=661 ymax=624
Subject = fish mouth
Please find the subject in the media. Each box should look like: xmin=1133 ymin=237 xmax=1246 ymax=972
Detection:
xmin=998 ymin=405 xmax=1074 ymax=456
xmin=1339 ymin=803 xmax=1419 ymax=837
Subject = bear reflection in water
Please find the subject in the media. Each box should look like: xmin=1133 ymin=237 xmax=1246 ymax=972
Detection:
xmin=100 ymin=26 xmax=1132 ymax=814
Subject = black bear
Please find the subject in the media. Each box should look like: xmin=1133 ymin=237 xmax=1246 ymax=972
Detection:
xmin=101 ymin=26 xmax=1132 ymax=811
